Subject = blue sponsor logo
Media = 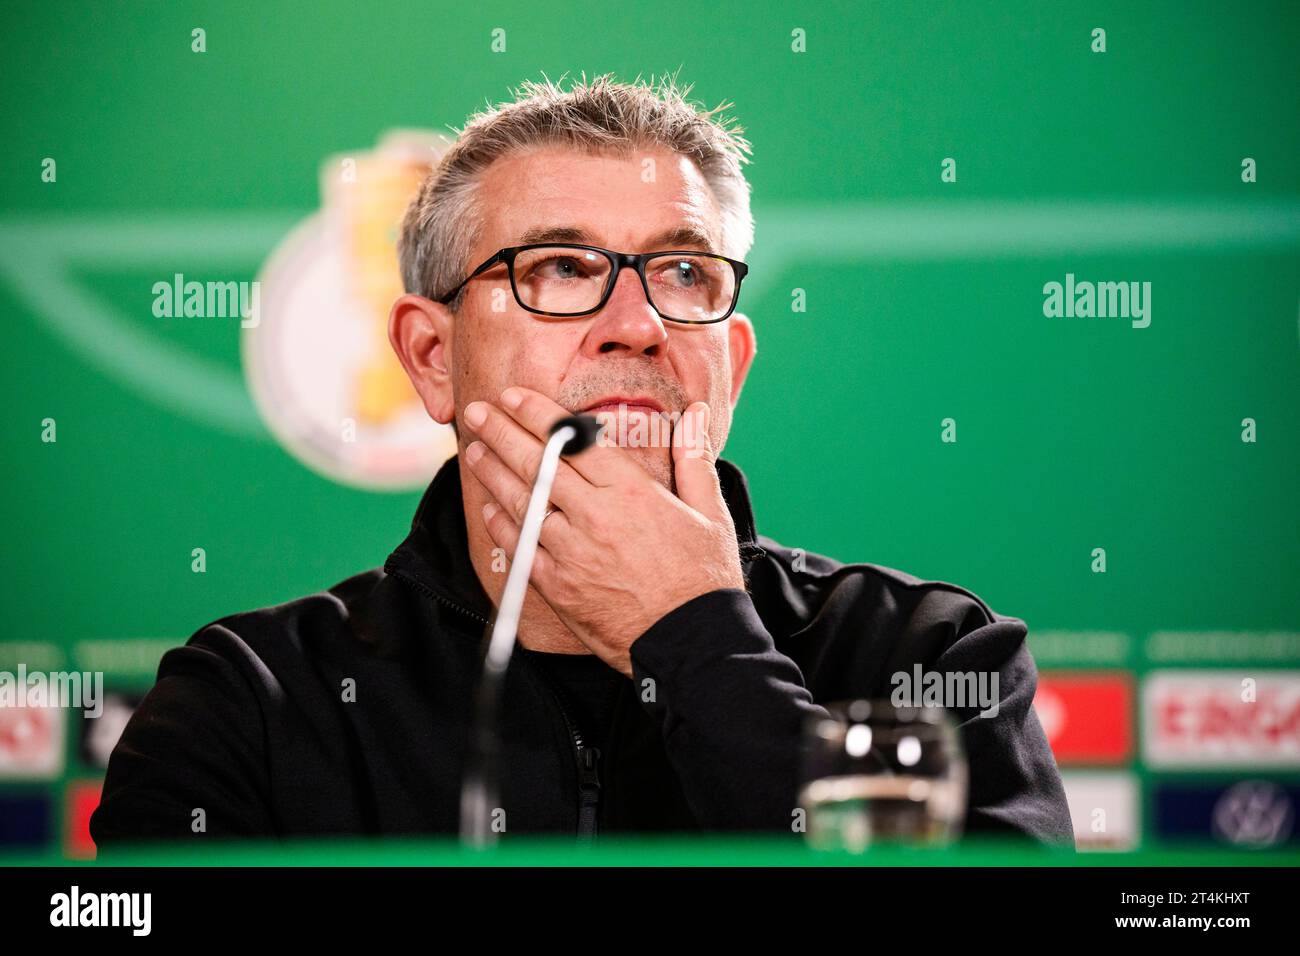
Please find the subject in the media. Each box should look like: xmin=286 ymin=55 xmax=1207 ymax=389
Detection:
xmin=1154 ymin=779 xmax=1298 ymax=847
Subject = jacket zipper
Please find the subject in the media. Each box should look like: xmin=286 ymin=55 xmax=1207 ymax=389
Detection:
xmin=390 ymin=567 xmax=601 ymax=839
xmin=547 ymin=678 xmax=601 ymax=841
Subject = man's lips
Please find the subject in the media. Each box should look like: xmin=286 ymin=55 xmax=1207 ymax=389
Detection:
xmin=581 ymin=397 xmax=668 ymax=416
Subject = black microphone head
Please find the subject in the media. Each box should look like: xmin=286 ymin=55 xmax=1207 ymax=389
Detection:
xmin=549 ymin=414 xmax=602 ymax=455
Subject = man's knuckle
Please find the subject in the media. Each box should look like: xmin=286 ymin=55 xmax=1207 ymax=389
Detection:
xmin=554 ymin=577 xmax=578 ymax=605
xmin=519 ymin=445 xmax=541 ymax=481
xmin=484 ymin=410 xmax=504 ymax=440
xmin=510 ymin=487 xmax=530 ymax=519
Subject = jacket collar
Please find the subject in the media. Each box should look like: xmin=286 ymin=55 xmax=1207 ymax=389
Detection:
xmin=384 ymin=452 xmax=766 ymax=624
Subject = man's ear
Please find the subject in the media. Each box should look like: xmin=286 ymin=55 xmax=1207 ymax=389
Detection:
xmin=388 ymin=293 xmax=456 ymax=425
xmin=727 ymin=311 xmax=757 ymax=407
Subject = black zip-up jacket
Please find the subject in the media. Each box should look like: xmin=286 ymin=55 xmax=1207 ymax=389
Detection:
xmin=90 ymin=454 xmax=1074 ymax=850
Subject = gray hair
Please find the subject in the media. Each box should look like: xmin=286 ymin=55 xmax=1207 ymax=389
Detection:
xmin=397 ymin=71 xmax=755 ymax=309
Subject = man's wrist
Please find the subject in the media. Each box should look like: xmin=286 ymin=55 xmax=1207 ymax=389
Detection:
xmin=630 ymin=586 xmax=767 ymax=681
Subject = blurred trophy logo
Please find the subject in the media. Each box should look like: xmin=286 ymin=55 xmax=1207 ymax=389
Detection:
xmin=243 ymin=131 xmax=457 ymax=489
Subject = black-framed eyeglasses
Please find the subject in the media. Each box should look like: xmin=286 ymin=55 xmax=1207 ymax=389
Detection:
xmin=433 ymin=243 xmax=749 ymax=325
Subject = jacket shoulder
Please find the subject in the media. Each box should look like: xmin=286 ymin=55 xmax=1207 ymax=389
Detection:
xmin=752 ymin=537 xmax=1071 ymax=846
xmin=753 ymin=534 xmax=1019 ymax=640
xmin=184 ymin=567 xmax=385 ymax=667
xmin=91 ymin=569 xmax=384 ymax=849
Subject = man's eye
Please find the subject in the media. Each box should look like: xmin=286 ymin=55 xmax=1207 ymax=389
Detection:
xmin=653 ymin=258 xmax=709 ymax=289
xmin=535 ymin=256 xmax=587 ymax=279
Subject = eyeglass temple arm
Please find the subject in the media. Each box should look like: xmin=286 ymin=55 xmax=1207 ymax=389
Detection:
xmin=435 ymin=251 xmax=505 ymax=304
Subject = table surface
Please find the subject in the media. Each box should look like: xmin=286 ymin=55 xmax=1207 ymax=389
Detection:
xmin=5 ymin=837 xmax=1299 ymax=868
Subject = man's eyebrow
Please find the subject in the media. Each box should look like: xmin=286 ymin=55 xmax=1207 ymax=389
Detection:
xmin=514 ymin=224 xmax=719 ymax=251
xmin=517 ymin=225 xmax=591 ymax=245
xmin=645 ymin=225 xmax=717 ymax=251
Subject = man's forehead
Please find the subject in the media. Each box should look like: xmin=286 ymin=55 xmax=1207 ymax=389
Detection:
xmin=476 ymin=146 xmax=724 ymax=252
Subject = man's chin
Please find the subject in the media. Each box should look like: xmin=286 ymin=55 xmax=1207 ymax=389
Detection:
xmin=581 ymin=408 xmax=676 ymax=491
xmin=621 ymin=444 xmax=674 ymax=492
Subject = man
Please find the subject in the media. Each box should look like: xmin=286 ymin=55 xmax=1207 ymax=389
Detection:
xmin=91 ymin=74 xmax=1073 ymax=849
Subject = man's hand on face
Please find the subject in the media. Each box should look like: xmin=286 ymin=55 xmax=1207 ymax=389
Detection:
xmin=462 ymin=386 xmax=746 ymax=678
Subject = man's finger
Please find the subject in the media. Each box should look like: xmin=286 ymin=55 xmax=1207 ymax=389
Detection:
xmin=671 ymin=402 xmax=728 ymax=523
xmin=499 ymin=386 xmax=643 ymax=487
xmin=464 ymin=439 xmax=567 ymax=533
xmin=480 ymin=498 xmax=560 ymax=595
xmin=463 ymin=398 xmax=591 ymax=518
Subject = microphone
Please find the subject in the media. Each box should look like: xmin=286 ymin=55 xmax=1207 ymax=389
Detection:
xmin=459 ymin=413 xmax=601 ymax=846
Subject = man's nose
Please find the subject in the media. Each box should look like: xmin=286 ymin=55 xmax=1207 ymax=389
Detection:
xmin=584 ymin=266 xmax=668 ymax=357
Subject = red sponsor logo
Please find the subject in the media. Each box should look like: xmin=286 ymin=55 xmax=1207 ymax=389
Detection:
xmin=0 ymin=701 xmax=64 ymax=778
xmin=1034 ymin=672 xmax=1133 ymax=765
xmin=65 ymin=780 xmax=102 ymax=860
xmin=1144 ymin=671 xmax=1300 ymax=767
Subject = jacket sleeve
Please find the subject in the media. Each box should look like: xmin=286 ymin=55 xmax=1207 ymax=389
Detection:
xmin=629 ymin=587 xmax=830 ymax=833
xmin=928 ymin=614 xmax=1076 ymax=847
xmin=628 ymin=587 xmax=1076 ymax=846
xmin=89 ymin=625 xmax=278 ymax=853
